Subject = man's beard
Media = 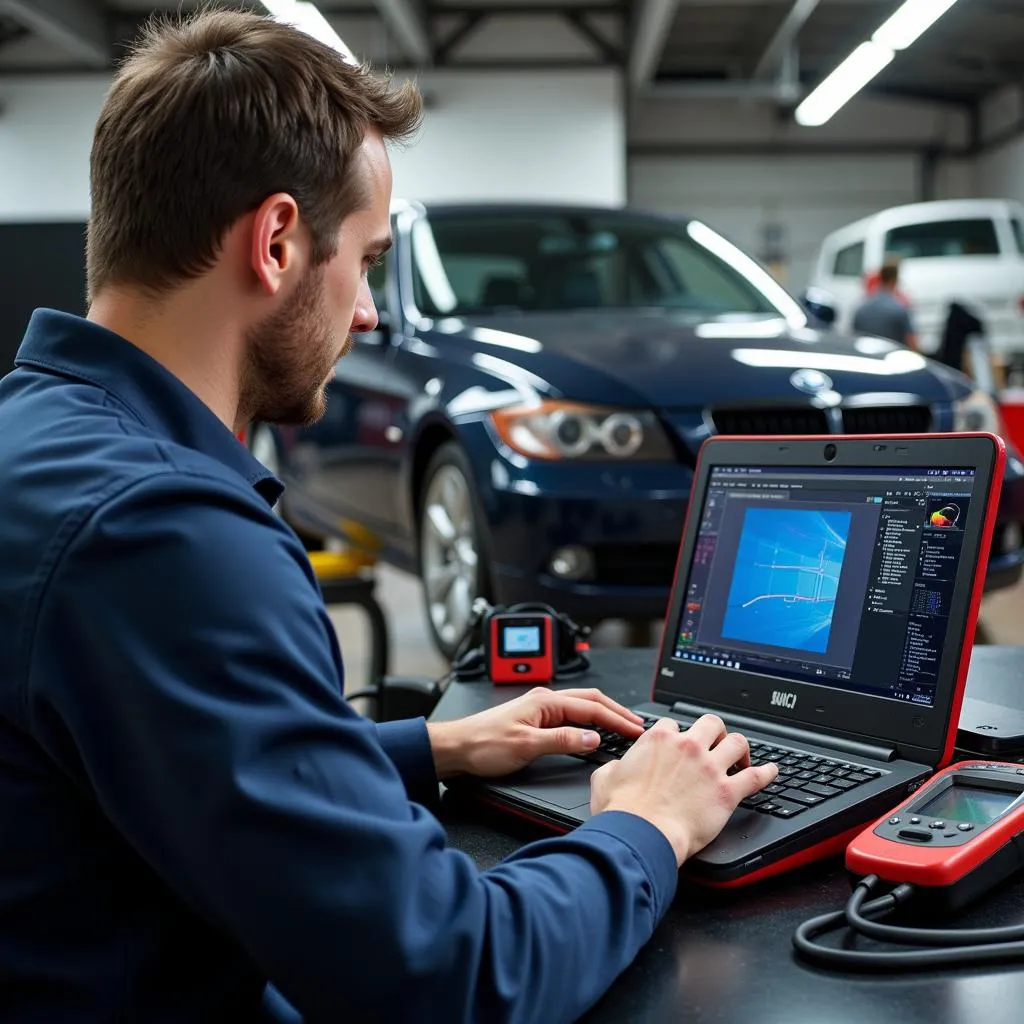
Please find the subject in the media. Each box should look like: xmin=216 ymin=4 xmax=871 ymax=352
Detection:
xmin=240 ymin=265 xmax=352 ymax=427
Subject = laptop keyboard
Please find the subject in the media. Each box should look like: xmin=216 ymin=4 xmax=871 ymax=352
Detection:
xmin=577 ymin=715 xmax=886 ymax=819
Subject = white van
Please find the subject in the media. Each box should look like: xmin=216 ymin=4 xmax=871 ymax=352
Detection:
xmin=811 ymin=199 xmax=1024 ymax=372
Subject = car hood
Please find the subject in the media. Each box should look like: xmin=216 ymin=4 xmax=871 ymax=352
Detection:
xmin=458 ymin=311 xmax=966 ymax=408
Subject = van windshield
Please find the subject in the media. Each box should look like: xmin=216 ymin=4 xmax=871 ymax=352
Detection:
xmin=883 ymin=218 xmax=1001 ymax=259
xmin=409 ymin=211 xmax=791 ymax=317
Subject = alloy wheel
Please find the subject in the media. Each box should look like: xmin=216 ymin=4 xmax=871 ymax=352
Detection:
xmin=421 ymin=463 xmax=480 ymax=651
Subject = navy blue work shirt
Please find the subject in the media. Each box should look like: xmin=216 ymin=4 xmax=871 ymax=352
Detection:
xmin=0 ymin=310 xmax=677 ymax=1023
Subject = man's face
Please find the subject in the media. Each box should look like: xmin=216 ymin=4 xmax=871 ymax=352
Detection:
xmin=242 ymin=130 xmax=393 ymax=426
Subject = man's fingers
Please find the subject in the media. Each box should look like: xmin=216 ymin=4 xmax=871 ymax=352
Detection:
xmin=711 ymin=731 xmax=750 ymax=771
xmin=529 ymin=725 xmax=603 ymax=758
xmin=552 ymin=688 xmax=645 ymax=727
xmin=684 ymin=713 xmax=729 ymax=750
xmin=554 ymin=695 xmax=644 ymax=737
xmin=732 ymin=762 xmax=779 ymax=799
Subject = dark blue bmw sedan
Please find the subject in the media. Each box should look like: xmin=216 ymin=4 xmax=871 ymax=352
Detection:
xmin=249 ymin=202 xmax=1024 ymax=656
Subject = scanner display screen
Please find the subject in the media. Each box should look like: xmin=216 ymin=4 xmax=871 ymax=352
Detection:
xmin=917 ymin=784 xmax=1017 ymax=825
xmin=503 ymin=625 xmax=541 ymax=654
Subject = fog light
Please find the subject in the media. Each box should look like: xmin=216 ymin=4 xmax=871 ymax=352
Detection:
xmin=550 ymin=545 xmax=595 ymax=581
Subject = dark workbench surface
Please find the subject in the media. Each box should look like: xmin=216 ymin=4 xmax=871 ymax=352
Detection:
xmin=433 ymin=646 xmax=1024 ymax=1024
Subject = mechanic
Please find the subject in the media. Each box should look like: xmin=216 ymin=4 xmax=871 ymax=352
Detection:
xmin=0 ymin=11 xmax=776 ymax=1023
xmin=853 ymin=258 xmax=919 ymax=350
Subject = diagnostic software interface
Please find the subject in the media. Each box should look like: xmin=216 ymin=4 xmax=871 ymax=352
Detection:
xmin=672 ymin=464 xmax=976 ymax=708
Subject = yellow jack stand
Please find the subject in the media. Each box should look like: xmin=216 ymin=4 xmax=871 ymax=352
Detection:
xmin=308 ymin=547 xmax=389 ymax=696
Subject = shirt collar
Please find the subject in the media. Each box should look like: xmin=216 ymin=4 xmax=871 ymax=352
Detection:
xmin=15 ymin=309 xmax=283 ymax=507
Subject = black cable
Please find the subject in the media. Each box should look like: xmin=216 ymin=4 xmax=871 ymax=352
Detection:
xmin=846 ymin=882 xmax=1024 ymax=947
xmin=793 ymin=874 xmax=1024 ymax=971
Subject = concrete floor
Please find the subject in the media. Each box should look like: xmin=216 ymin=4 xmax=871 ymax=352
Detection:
xmin=330 ymin=564 xmax=1024 ymax=696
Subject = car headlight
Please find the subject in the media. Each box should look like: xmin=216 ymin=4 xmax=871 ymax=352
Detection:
xmin=489 ymin=401 xmax=676 ymax=461
xmin=953 ymin=390 xmax=1004 ymax=435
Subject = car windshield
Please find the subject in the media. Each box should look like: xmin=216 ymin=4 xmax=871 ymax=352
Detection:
xmin=409 ymin=211 xmax=790 ymax=318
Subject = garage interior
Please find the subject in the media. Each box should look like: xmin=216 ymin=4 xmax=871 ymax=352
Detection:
xmin=7 ymin=0 xmax=1022 ymax=691
xmin=9 ymin=2 xmax=1024 ymax=1024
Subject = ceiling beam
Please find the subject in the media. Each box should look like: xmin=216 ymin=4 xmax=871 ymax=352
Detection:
xmin=642 ymin=78 xmax=804 ymax=102
xmin=629 ymin=140 xmax=969 ymax=159
xmin=753 ymin=0 xmax=821 ymax=80
xmin=563 ymin=10 xmax=623 ymax=66
xmin=434 ymin=12 xmax=484 ymax=65
xmin=370 ymin=0 xmax=432 ymax=66
xmin=629 ymin=0 xmax=682 ymax=90
xmin=0 ymin=0 xmax=108 ymax=67
xmin=430 ymin=3 xmax=618 ymax=13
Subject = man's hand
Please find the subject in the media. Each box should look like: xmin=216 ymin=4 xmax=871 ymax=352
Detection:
xmin=425 ymin=686 xmax=644 ymax=779
xmin=590 ymin=715 xmax=778 ymax=867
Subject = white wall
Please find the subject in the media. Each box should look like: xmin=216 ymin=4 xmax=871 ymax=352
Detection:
xmin=977 ymin=138 xmax=1024 ymax=206
xmin=390 ymin=70 xmax=624 ymax=205
xmin=630 ymin=94 xmax=972 ymax=150
xmin=628 ymin=94 xmax=975 ymax=291
xmin=0 ymin=76 xmax=109 ymax=220
xmin=630 ymin=154 xmax=920 ymax=292
xmin=975 ymin=88 xmax=1024 ymax=205
xmin=0 ymin=69 xmax=625 ymax=220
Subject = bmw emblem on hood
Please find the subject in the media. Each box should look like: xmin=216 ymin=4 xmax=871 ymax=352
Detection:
xmin=790 ymin=369 xmax=833 ymax=395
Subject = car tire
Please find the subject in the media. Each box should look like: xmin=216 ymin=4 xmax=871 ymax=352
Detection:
xmin=247 ymin=423 xmax=324 ymax=552
xmin=417 ymin=441 xmax=492 ymax=660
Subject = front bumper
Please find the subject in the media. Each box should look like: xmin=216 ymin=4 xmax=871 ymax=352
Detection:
xmin=461 ymin=424 xmax=1024 ymax=622
xmin=460 ymin=425 xmax=693 ymax=621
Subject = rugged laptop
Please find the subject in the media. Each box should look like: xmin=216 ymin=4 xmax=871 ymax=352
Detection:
xmin=448 ymin=434 xmax=1005 ymax=886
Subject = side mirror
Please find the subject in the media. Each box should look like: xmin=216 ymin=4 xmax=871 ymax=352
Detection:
xmin=800 ymin=287 xmax=838 ymax=327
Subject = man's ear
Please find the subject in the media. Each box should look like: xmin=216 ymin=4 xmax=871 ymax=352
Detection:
xmin=250 ymin=193 xmax=304 ymax=295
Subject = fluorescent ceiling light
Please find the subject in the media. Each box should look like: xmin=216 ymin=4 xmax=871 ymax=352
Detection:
xmin=261 ymin=1 xmax=357 ymax=63
xmin=795 ymin=0 xmax=961 ymax=127
xmin=874 ymin=0 xmax=960 ymax=51
xmin=795 ymin=40 xmax=894 ymax=127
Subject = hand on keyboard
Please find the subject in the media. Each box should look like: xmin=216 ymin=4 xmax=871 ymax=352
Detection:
xmin=570 ymin=713 xmax=673 ymax=765
xmin=589 ymin=714 xmax=779 ymax=868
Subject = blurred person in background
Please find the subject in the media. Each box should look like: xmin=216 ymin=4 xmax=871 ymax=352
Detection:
xmin=854 ymin=258 xmax=918 ymax=350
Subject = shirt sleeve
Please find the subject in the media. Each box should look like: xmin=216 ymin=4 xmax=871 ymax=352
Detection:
xmin=26 ymin=471 xmax=676 ymax=1024
xmin=375 ymin=719 xmax=441 ymax=807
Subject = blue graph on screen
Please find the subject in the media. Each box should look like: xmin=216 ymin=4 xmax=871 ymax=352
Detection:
xmin=722 ymin=508 xmax=851 ymax=654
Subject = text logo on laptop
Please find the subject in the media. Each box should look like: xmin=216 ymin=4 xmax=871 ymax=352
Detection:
xmin=771 ymin=690 xmax=798 ymax=710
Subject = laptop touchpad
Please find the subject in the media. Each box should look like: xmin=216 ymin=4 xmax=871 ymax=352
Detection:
xmin=504 ymin=756 xmax=594 ymax=810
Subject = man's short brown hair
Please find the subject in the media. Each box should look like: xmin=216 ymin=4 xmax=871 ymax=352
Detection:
xmin=879 ymin=258 xmax=901 ymax=288
xmin=86 ymin=8 xmax=422 ymax=300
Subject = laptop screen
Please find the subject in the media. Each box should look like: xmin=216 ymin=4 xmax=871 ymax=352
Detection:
xmin=669 ymin=464 xmax=977 ymax=709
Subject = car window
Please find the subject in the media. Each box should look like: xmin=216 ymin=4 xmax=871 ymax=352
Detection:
xmin=410 ymin=213 xmax=780 ymax=316
xmin=653 ymin=236 xmax=764 ymax=310
xmin=832 ymin=242 xmax=865 ymax=277
xmin=441 ymin=254 xmax=529 ymax=308
xmin=883 ymin=218 xmax=1001 ymax=259
xmin=1011 ymin=218 xmax=1024 ymax=255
